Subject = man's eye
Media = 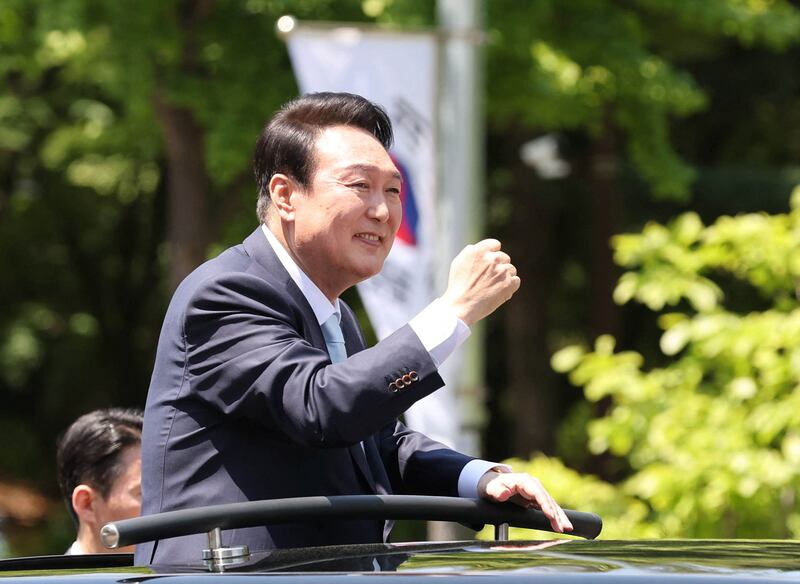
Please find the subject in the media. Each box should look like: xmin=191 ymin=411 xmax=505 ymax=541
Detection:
xmin=350 ymin=182 xmax=369 ymax=189
xmin=386 ymin=187 xmax=401 ymax=195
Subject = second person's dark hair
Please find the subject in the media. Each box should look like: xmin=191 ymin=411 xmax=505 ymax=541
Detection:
xmin=56 ymin=408 xmax=143 ymax=526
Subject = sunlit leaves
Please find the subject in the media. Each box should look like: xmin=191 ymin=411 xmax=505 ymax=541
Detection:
xmin=530 ymin=42 xmax=586 ymax=93
xmin=608 ymin=207 xmax=800 ymax=310
xmin=36 ymin=29 xmax=86 ymax=67
xmin=548 ymin=196 xmax=800 ymax=537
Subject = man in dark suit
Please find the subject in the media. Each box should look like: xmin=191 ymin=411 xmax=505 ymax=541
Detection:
xmin=136 ymin=92 xmax=571 ymax=565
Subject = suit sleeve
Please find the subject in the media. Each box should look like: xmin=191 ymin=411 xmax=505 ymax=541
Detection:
xmin=182 ymin=271 xmax=445 ymax=448
xmin=377 ymin=419 xmax=475 ymax=497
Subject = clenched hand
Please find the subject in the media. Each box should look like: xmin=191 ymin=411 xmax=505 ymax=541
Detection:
xmin=440 ymin=239 xmax=520 ymax=326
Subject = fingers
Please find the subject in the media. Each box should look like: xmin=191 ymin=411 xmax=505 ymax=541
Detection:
xmin=474 ymin=241 xmax=509 ymax=267
xmin=493 ymin=251 xmax=511 ymax=264
xmin=497 ymin=255 xmax=520 ymax=295
xmin=483 ymin=473 xmax=573 ymax=534
xmin=515 ymin=476 xmax=573 ymax=534
xmin=442 ymin=238 xmax=520 ymax=325
xmin=475 ymin=238 xmax=502 ymax=252
xmin=485 ymin=248 xmax=516 ymax=280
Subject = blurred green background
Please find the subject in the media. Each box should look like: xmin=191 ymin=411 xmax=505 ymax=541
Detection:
xmin=3 ymin=0 xmax=800 ymax=554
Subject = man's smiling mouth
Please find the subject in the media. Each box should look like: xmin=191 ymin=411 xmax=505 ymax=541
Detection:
xmin=355 ymin=233 xmax=381 ymax=243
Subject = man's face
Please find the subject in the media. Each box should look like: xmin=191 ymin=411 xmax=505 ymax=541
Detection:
xmin=282 ymin=125 xmax=402 ymax=299
xmin=93 ymin=445 xmax=141 ymax=553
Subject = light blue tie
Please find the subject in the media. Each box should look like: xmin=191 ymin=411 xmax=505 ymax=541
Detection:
xmin=321 ymin=313 xmax=369 ymax=459
xmin=321 ymin=313 xmax=347 ymax=363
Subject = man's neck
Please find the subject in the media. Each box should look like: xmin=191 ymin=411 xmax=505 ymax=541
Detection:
xmin=262 ymin=222 xmax=340 ymax=321
xmin=264 ymin=221 xmax=342 ymax=302
xmin=75 ymin=526 xmax=101 ymax=554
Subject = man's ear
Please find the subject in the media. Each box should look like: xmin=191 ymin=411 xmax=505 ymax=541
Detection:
xmin=71 ymin=484 xmax=98 ymax=524
xmin=269 ymin=174 xmax=298 ymax=222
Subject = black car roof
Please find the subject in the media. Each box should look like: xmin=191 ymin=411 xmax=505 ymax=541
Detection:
xmin=3 ymin=539 xmax=800 ymax=582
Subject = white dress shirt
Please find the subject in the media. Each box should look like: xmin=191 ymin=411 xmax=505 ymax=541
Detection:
xmin=261 ymin=225 xmax=506 ymax=498
xmin=64 ymin=540 xmax=87 ymax=555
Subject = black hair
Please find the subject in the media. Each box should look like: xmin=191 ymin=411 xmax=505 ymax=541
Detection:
xmin=56 ymin=408 xmax=143 ymax=526
xmin=253 ymin=92 xmax=394 ymax=222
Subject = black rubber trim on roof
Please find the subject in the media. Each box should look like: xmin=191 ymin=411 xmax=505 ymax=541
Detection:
xmin=0 ymin=552 xmax=134 ymax=572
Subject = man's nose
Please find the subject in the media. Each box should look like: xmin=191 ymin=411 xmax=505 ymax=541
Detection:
xmin=368 ymin=193 xmax=391 ymax=222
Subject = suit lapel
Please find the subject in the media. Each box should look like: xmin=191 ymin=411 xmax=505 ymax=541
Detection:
xmin=242 ymin=227 xmax=326 ymax=351
xmin=243 ymin=227 xmax=380 ymax=492
xmin=340 ymin=302 xmax=367 ymax=359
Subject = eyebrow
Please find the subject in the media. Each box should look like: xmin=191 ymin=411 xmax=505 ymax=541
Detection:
xmin=341 ymin=164 xmax=402 ymax=181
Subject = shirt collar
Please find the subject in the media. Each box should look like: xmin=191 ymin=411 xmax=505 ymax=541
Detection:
xmin=261 ymin=224 xmax=339 ymax=326
xmin=66 ymin=540 xmax=87 ymax=555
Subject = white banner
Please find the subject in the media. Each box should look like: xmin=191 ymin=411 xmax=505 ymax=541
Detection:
xmin=286 ymin=25 xmax=465 ymax=451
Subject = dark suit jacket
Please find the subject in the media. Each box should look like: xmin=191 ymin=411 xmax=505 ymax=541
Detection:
xmin=135 ymin=227 xmax=474 ymax=565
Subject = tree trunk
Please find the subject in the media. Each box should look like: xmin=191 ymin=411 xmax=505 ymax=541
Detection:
xmin=497 ymin=132 xmax=559 ymax=458
xmin=589 ymin=112 xmax=620 ymax=338
xmin=505 ymin=185 xmax=558 ymax=457
xmin=153 ymin=0 xmax=215 ymax=290
xmin=153 ymin=93 xmax=210 ymax=291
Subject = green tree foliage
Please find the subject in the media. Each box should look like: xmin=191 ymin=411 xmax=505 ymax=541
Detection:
xmin=3 ymin=0 xmax=800 ymax=553
xmin=0 ymin=0 xmax=166 ymax=483
xmin=482 ymin=0 xmax=800 ymax=461
xmin=540 ymin=190 xmax=800 ymax=539
xmin=487 ymin=0 xmax=800 ymax=199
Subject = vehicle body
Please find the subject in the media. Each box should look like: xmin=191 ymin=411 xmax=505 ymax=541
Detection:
xmin=1 ymin=496 xmax=798 ymax=582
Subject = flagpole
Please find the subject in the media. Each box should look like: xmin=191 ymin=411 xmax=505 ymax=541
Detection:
xmin=436 ymin=0 xmax=485 ymax=455
xmin=429 ymin=0 xmax=486 ymax=542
